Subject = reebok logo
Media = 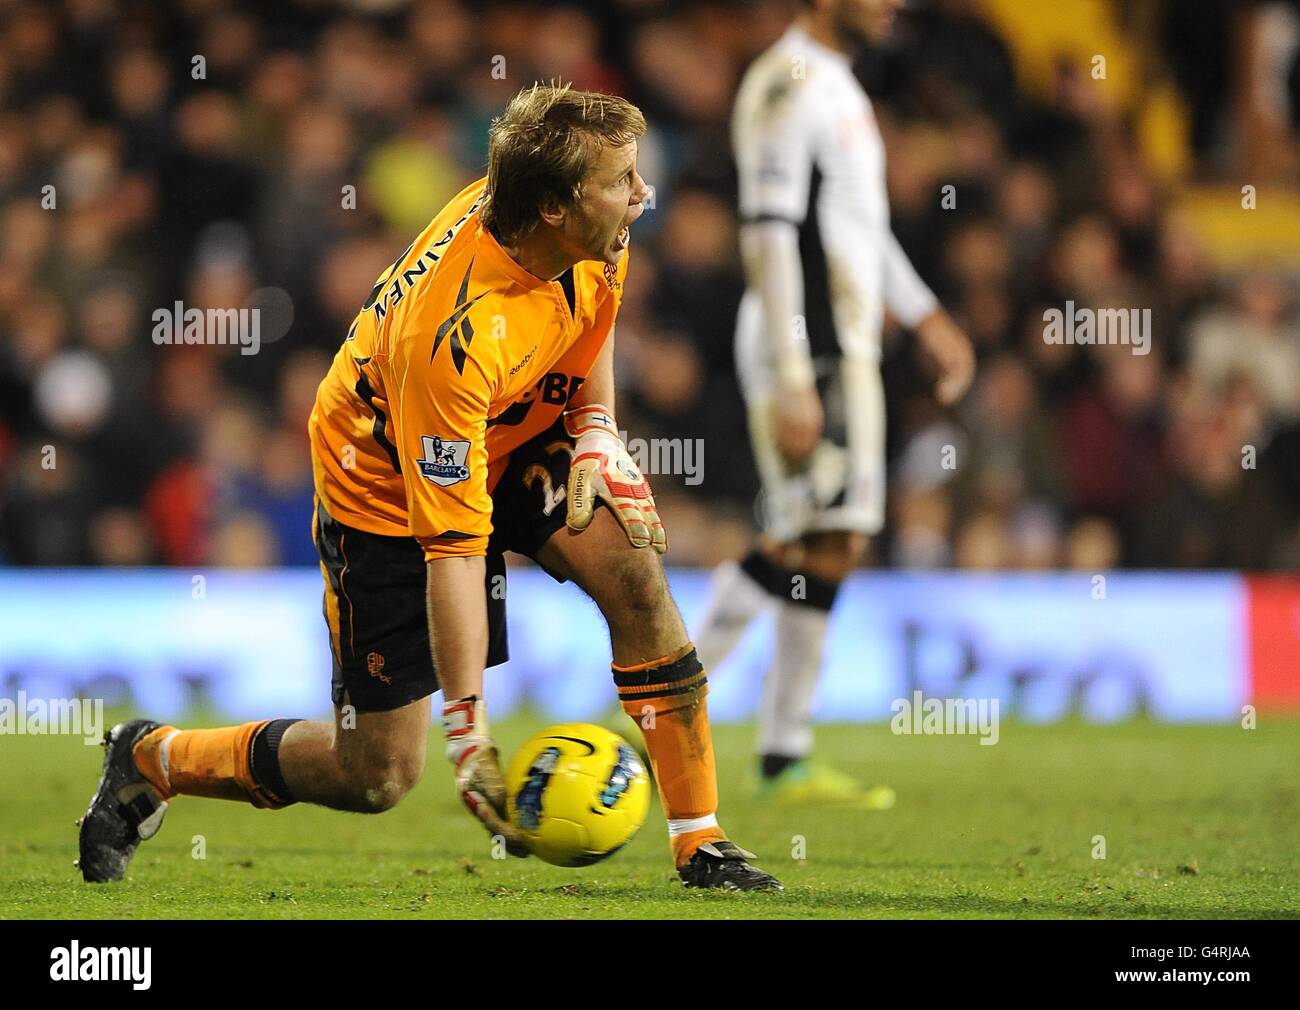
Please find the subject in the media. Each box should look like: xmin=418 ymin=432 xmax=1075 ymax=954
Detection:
xmin=509 ymin=343 xmax=538 ymax=377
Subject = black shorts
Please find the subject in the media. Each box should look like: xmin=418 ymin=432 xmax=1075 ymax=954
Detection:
xmin=314 ymin=422 xmax=580 ymax=713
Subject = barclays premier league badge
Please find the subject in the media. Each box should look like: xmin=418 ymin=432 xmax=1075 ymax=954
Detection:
xmin=418 ymin=435 xmax=471 ymax=486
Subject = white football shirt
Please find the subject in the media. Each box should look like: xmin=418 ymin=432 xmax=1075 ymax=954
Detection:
xmin=732 ymin=23 xmax=937 ymax=369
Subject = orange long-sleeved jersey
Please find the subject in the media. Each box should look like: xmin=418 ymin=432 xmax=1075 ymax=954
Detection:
xmin=309 ymin=178 xmax=627 ymax=559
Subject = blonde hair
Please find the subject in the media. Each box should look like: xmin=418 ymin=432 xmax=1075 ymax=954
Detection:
xmin=481 ymin=82 xmax=646 ymax=245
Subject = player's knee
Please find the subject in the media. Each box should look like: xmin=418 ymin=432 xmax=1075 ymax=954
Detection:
xmin=800 ymin=532 xmax=868 ymax=585
xmin=801 ymin=555 xmax=852 ymax=585
xmin=603 ymin=550 xmax=667 ymax=622
xmin=345 ymin=753 xmax=425 ymax=813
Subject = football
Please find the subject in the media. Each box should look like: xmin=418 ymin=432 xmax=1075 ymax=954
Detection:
xmin=504 ymin=723 xmax=651 ymax=867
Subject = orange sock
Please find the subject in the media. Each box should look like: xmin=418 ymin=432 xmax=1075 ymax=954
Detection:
xmin=615 ymin=643 xmax=727 ymax=866
xmin=133 ymin=722 xmax=291 ymax=809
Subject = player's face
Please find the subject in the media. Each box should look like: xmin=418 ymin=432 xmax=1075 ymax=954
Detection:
xmin=565 ymin=140 xmax=649 ymax=266
xmin=835 ymin=0 xmax=903 ymax=44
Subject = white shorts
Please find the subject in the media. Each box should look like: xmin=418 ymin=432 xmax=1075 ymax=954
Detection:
xmin=736 ymin=291 xmax=886 ymax=542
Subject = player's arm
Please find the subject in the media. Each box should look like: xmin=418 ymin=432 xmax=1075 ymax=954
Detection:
xmin=426 ymin=556 xmax=527 ymax=855
xmin=736 ymin=84 xmax=822 ymax=469
xmin=739 ymin=219 xmax=821 ymax=468
xmin=881 ymin=229 xmax=975 ymax=406
xmin=404 ymin=354 xmax=528 ymax=855
xmin=425 ymin=556 xmax=488 ymax=703
xmin=568 ymin=322 xmax=615 ymax=414
xmin=563 ymin=322 xmax=667 ymax=553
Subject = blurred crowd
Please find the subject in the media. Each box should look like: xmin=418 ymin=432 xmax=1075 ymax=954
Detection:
xmin=1 ymin=0 xmax=1298 ymax=570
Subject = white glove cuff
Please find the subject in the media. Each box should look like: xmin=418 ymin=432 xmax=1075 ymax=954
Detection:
xmin=442 ymin=696 xmax=489 ymax=767
xmin=563 ymin=403 xmax=619 ymax=440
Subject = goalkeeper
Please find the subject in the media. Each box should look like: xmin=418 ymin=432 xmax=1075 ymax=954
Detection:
xmin=77 ymin=83 xmax=780 ymax=893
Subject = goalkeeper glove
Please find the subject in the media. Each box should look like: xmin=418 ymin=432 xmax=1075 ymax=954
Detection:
xmin=442 ymin=695 xmax=529 ymax=857
xmin=564 ymin=404 xmax=667 ymax=554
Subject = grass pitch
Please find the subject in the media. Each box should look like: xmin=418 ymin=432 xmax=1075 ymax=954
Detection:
xmin=1 ymin=713 xmax=1297 ymax=919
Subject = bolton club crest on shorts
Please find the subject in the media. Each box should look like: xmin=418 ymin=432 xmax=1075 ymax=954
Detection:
xmin=418 ymin=435 xmax=471 ymax=486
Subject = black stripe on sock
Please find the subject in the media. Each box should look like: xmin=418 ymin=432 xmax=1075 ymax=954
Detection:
xmin=250 ymin=719 xmax=301 ymax=805
xmin=738 ymin=548 xmax=789 ymax=599
xmin=760 ymin=753 xmax=800 ymax=779
xmin=616 ymin=677 xmax=708 ymax=702
xmin=790 ymin=569 xmax=838 ymax=611
xmin=612 ymin=648 xmax=704 ymax=689
xmin=739 ymin=548 xmax=839 ymax=611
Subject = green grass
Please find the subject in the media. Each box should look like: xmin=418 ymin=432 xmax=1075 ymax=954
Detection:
xmin=2 ymin=714 xmax=1298 ymax=919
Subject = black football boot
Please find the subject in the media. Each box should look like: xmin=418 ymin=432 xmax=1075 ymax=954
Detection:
xmin=678 ymin=840 xmax=784 ymax=891
xmin=77 ymin=719 xmax=169 ymax=883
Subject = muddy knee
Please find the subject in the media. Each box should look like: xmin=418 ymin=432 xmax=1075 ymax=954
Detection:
xmin=343 ymin=752 xmax=425 ymax=813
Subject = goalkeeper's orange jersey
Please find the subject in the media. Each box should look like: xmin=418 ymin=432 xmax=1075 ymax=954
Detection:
xmin=309 ymin=178 xmax=627 ymax=560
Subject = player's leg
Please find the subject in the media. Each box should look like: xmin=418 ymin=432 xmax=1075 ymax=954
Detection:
xmin=740 ymin=535 xmax=894 ymax=807
xmin=749 ymin=357 xmax=893 ymax=805
xmin=535 ymin=509 xmax=780 ymax=889
xmin=79 ymin=697 xmax=431 ymax=882
xmin=755 ymin=532 xmax=888 ymax=801
xmin=486 ymin=423 xmax=778 ymax=888
xmin=77 ymin=505 xmax=438 ymax=882
xmin=692 ymin=293 xmax=782 ymax=671
xmin=692 ymin=550 xmax=778 ymax=673
xmin=540 ymin=510 xmax=688 ymax=663
xmin=760 ymin=531 xmax=862 ymax=771
xmin=133 ymin=694 xmax=428 ymax=811
xmin=275 ymin=696 xmax=431 ymax=811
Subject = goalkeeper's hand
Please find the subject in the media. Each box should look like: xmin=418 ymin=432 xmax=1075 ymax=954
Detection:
xmin=442 ymin=696 xmax=529 ymax=857
xmin=563 ymin=404 xmax=667 ymax=554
